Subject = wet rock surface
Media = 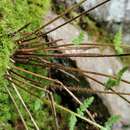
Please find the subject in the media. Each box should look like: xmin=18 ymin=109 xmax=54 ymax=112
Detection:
xmin=44 ymin=11 xmax=130 ymax=130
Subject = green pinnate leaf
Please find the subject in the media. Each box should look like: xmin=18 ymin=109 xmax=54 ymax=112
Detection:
xmin=105 ymin=66 xmax=128 ymax=89
xmin=69 ymin=97 xmax=94 ymax=130
xmin=113 ymin=28 xmax=123 ymax=54
xmin=69 ymin=114 xmax=77 ymax=130
xmin=79 ymin=97 xmax=94 ymax=112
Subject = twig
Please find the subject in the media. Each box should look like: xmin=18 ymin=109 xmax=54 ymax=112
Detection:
xmin=48 ymin=92 xmax=59 ymax=130
xmin=16 ymin=52 xmax=130 ymax=58
xmin=50 ymin=85 xmax=130 ymax=96
xmin=9 ymin=23 xmax=30 ymax=37
xmin=48 ymin=42 xmax=130 ymax=49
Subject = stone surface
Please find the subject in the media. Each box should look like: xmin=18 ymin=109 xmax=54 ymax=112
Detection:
xmin=44 ymin=11 xmax=130 ymax=129
xmin=54 ymin=0 xmax=130 ymax=43
xmin=76 ymin=0 xmax=130 ymax=43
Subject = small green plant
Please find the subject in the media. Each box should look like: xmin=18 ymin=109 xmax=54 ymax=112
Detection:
xmin=69 ymin=97 xmax=94 ymax=130
xmin=105 ymin=66 xmax=128 ymax=89
xmin=113 ymin=28 xmax=123 ymax=54
xmin=72 ymin=31 xmax=85 ymax=45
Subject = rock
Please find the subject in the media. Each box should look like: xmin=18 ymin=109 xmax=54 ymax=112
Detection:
xmin=44 ymin=11 xmax=130 ymax=129
xmin=53 ymin=0 xmax=130 ymax=43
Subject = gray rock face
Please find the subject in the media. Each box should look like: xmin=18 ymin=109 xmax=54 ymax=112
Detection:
xmin=55 ymin=0 xmax=130 ymax=43
xmin=75 ymin=0 xmax=127 ymax=22
xmin=44 ymin=11 xmax=130 ymax=130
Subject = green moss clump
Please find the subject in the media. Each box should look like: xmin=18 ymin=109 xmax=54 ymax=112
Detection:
xmin=0 ymin=0 xmax=51 ymax=129
xmin=0 ymin=0 xmax=51 ymax=87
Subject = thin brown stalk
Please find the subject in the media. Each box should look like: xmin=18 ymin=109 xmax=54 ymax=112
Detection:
xmin=8 ymin=74 xmax=49 ymax=94
xmin=7 ymin=77 xmax=41 ymax=100
xmin=17 ymin=47 xmax=44 ymax=52
xmin=48 ymin=42 xmax=130 ymax=49
xmin=9 ymin=22 xmax=30 ymax=37
xmin=48 ymin=93 xmax=59 ymax=130
xmin=18 ymin=46 xmax=98 ymax=53
xmin=18 ymin=40 xmax=40 ymax=46
xmin=19 ymin=39 xmax=62 ymax=47
xmin=34 ymin=39 xmax=62 ymax=47
xmin=9 ymin=70 xmax=44 ymax=87
xmin=110 ymin=88 xmax=130 ymax=104
xmin=17 ymin=39 xmax=63 ymax=52
xmin=16 ymin=52 xmax=130 ymax=58
xmin=44 ymin=46 xmax=99 ymax=51
xmin=34 ymin=0 xmax=87 ymax=33
xmin=51 ymin=85 xmax=130 ymax=96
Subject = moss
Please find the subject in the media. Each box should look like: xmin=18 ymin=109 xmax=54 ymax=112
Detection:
xmin=0 ymin=0 xmax=51 ymax=129
xmin=0 ymin=0 xmax=51 ymax=86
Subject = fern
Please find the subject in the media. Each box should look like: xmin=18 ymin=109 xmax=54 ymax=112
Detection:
xmin=105 ymin=66 xmax=128 ymax=89
xmin=78 ymin=97 xmax=94 ymax=115
xmin=72 ymin=31 xmax=85 ymax=45
xmin=69 ymin=97 xmax=94 ymax=130
xmin=69 ymin=114 xmax=77 ymax=130
xmin=113 ymin=28 xmax=123 ymax=54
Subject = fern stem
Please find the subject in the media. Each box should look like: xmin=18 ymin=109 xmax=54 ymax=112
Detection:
xmin=51 ymin=85 xmax=130 ymax=96
xmin=48 ymin=42 xmax=130 ymax=49
xmin=15 ymin=52 xmax=130 ymax=58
